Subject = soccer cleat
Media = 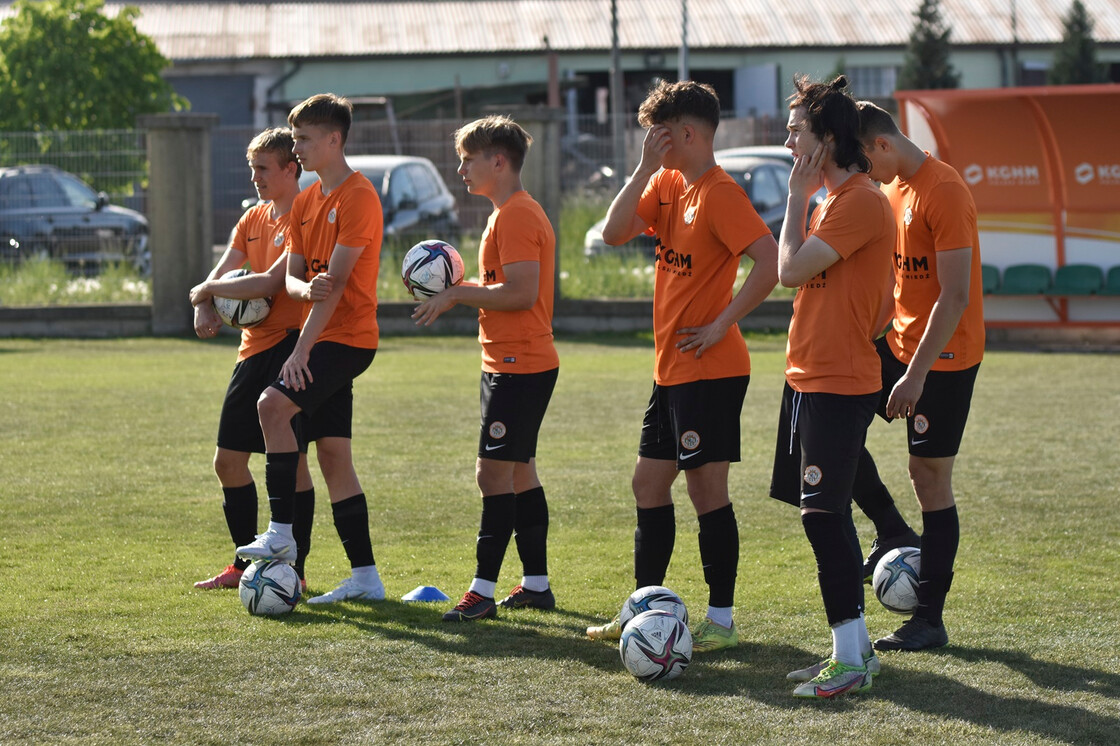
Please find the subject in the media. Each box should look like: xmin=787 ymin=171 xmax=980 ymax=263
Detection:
xmin=586 ymin=616 xmax=623 ymax=642
xmin=874 ymin=617 xmax=949 ymax=651
xmin=442 ymin=591 xmax=497 ymax=622
xmin=792 ymin=659 xmax=873 ymax=698
xmin=692 ymin=618 xmax=738 ymax=652
xmin=235 ymin=530 xmax=297 ymax=564
xmin=300 ymin=578 xmax=308 ymax=594
xmin=863 ymin=528 xmax=922 ymax=583
xmin=194 ymin=564 xmax=244 ymax=589
xmin=497 ymin=584 xmax=556 ymax=610
xmin=306 ymin=575 xmax=385 ymax=604
xmin=787 ymin=651 xmax=881 ymax=682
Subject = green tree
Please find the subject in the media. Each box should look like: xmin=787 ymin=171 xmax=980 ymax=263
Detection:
xmin=0 ymin=0 xmax=185 ymax=131
xmin=898 ymin=0 xmax=961 ymax=90
xmin=1049 ymin=0 xmax=1106 ymax=85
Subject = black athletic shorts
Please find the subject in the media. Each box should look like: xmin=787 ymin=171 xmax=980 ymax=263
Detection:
xmin=770 ymin=382 xmax=879 ymax=512
xmin=875 ymin=336 xmax=980 ymax=459
xmin=638 ymin=376 xmax=749 ymax=470
xmin=478 ymin=367 xmax=558 ymax=463
xmin=271 ymin=341 xmax=376 ymax=441
xmin=217 ymin=330 xmax=307 ymax=454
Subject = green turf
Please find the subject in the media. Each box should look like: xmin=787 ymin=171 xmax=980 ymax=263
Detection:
xmin=0 ymin=334 xmax=1116 ymax=745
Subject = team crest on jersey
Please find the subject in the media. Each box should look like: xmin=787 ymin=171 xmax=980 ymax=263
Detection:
xmin=803 ymin=465 xmax=823 ymax=486
xmin=683 ymin=206 xmax=697 ymax=225
xmin=913 ymin=414 xmax=929 ymax=434
xmin=680 ymin=430 xmax=700 ymax=451
xmin=904 ymin=206 xmax=913 ymax=226
xmin=489 ymin=421 xmax=507 ymax=439
xmin=274 ymin=232 xmax=284 ymax=247
xmin=327 ymin=207 xmax=337 ymax=224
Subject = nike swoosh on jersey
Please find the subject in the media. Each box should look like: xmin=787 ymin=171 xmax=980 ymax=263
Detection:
xmin=246 ymin=236 xmax=260 ymax=242
xmin=301 ymin=218 xmax=311 ymax=225
xmin=679 ymin=450 xmax=703 ymax=460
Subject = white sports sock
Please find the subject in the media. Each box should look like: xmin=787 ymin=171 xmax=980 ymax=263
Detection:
xmin=468 ymin=578 xmax=496 ymax=598
xmin=520 ymin=575 xmax=549 ymax=592
xmin=266 ymin=521 xmax=294 ymax=538
xmin=706 ymin=606 xmax=733 ymax=628
xmin=351 ymin=564 xmax=381 ymax=587
xmin=831 ymin=617 xmax=863 ymax=667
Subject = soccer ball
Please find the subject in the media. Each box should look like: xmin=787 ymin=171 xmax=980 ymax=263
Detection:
xmin=619 ymin=585 xmax=689 ymax=630
xmin=238 ymin=560 xmax=301 ymax=616
xmin=401 ymin=239 xmax=464 ymax=299
xmin=211 ymin=269 xmax=273 ymax=329
xmin=873 ymin=546 xmax=922 ymax=615
xmin=619 ymin=609 xmax=693 ymax=681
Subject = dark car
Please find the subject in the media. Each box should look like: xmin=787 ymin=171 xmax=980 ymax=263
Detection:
xmin=298 ymin=154 xmax=460 ymax=240
xmin=0 ymin=165 xmax=149 ymax=273
xmin=583 ymin=154 xmax=806 ymax=256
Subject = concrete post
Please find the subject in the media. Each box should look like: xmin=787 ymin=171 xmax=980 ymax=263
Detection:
xmin=138 ymin=113 xmax=220 ymax=334
xmin=499 ymin=106 xmax=564 ymax=298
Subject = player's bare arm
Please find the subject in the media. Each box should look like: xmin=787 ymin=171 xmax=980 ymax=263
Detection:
xmin=601 ymin=125 xmax=671 ymax=245
xmin=190 ymin=246 xmax=249 ymax=337
xmin=885 ymin=247 xmax=972 ymax=419
xmin=281 ymin=243 xmax=363 ymax=391
xmin=190 ymin=253 xmax=287 ymax=307
xmin=676 ymin=233 xmax=779 ymax=358
xmin=412 ymin=260 xmax=539 ymax=327
xmin=778 ymin=143 xmax=840 ymax=287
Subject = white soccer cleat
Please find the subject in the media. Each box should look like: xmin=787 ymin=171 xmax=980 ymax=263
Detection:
xmin=235 ymin=530 xmax=297 ymax=564
xmin=306 ymin=575 xmax=386 ymax=604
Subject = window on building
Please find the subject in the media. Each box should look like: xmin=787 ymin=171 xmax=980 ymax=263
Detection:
xmin=845 ymin=66 xmax=899 ymax=98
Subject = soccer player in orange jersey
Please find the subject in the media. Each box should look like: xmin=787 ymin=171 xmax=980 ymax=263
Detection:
xmin=585 ymin=80 xmax=779 ymax=651
xmin=189 ymin=128 xmax=315 ymax=593
xmin=413 ymin=116 xmax=560 ymax=622
xmin=236 ymin=94 xmax=387 ymax=605
xmin=770 ymin=76 xmax=895 ymax=697
xmin=853 ymin=101 xmax=984 ymax=652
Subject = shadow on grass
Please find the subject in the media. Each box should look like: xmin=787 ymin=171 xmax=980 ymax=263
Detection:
xmin=945 ymin=645 xmax=1120 ymax=697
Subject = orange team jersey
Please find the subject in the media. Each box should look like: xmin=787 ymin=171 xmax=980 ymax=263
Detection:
xmin=477 ymin=190 xmax=558 ymax=374
xmin=286 ymin=171 xmax=383 ymax=349
xmin=785 ymin=173 xmax=895 ymax=395
xmin=636 ymin=166 xmax=772 ymax=386
xmin=881 ymin=154 xmax=985 ymax=371
xmin=229 ymin=203 xmax=303 ymax=363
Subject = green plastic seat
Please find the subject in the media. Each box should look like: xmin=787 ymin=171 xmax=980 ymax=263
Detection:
xmin=1102 ymin=266 xmax=1120 ymax=296
xmin=980 ymin=264 xmax=1000 ymax=294
xmin=991 ymin=264 xmax=1051 ymax=295
xmin=1046 ymin=264 xmax=1103 ymax=296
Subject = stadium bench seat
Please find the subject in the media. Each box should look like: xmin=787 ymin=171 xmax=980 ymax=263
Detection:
xmin=1102 ymin=266 xmax=1120 ymax=296
xmin=981 ymin=264 xmax=1000 ymax=294
xmin=991 ymin=263 xmax=1051 ymax=295
xmin=1045 ymin=264 xmax=1103 ymax=296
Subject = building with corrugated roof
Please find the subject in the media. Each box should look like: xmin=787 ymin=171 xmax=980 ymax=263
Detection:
xmin=4 ymin=0 xmax=1117 ymax=128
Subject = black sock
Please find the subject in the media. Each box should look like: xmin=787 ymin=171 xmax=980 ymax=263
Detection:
xmin=917 ymin=505 xmax=959 ymax=626
xmin=264 ymin=451 xmax=299 ymax=524
xmin=331 ymin=494 xmax=375 ymax=569
xmin=697 ymin=504 xmax=739 ymax=609
xmin=635 ymin=504 xmax=675 ymax=588
xmin=293 ymin=487 xmax=315 ymax=580
xmin=513 ymin=486 xmax=549 ymax=578
xmin=222 ymin=482 xmax=257 ymax=571
xmin=803 ymin=511 xmax=864 ymax=626
xmin=474 ymin=492 xmax=516 ymax=584
xmin=852 ymin=448 xmax=911 ymax=538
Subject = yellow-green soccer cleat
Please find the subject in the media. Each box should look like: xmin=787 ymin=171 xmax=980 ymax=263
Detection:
xmin=692 ymin=618 xmax=738 ymax=652
xmin=586 ymin=615 xmax=622 ymax=641
xmin=787 ymin=652 xmax=881 ymax=682
xmin=791 ymin=659 xmax=872 ymax=698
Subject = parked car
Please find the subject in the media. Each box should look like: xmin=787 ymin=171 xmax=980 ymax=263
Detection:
xmin=0 ymin=165 xmax=149 ymax=273
xmin=297 ymin=155 xmax=460 ymax=240
xmin=584 ymin=151 xmax=820 ymax=257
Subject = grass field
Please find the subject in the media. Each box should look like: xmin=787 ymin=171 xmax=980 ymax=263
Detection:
xmin=1 ymin=333 xmax=1117 ymax=745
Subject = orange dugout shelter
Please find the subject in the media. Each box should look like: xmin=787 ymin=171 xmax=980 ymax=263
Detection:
xmin=895 ymin=85 xmax=1120 ymax=328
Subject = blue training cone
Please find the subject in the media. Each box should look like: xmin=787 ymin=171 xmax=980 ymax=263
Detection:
xmin=401 ymin=585 xmax=451 ymax=602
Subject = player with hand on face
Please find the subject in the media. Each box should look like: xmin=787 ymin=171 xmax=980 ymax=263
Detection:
xmin=852 ymin=101 xmax=983 ymax=652
xmin=585 ymin=80 xmax=779 ymax=652
xmin=413 ymin=115 xmax=560 ymax=622
xmin=189 ymin=128 xmax=315 ymax=593
xmin=235 ymin=93 xmax=387 ymax=605
xmin=770 ymin=75 xmax=895 ymax=698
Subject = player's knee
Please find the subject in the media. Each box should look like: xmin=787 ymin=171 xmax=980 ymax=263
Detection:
xmin=213 ymin=449 xmax=250 ymax=484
